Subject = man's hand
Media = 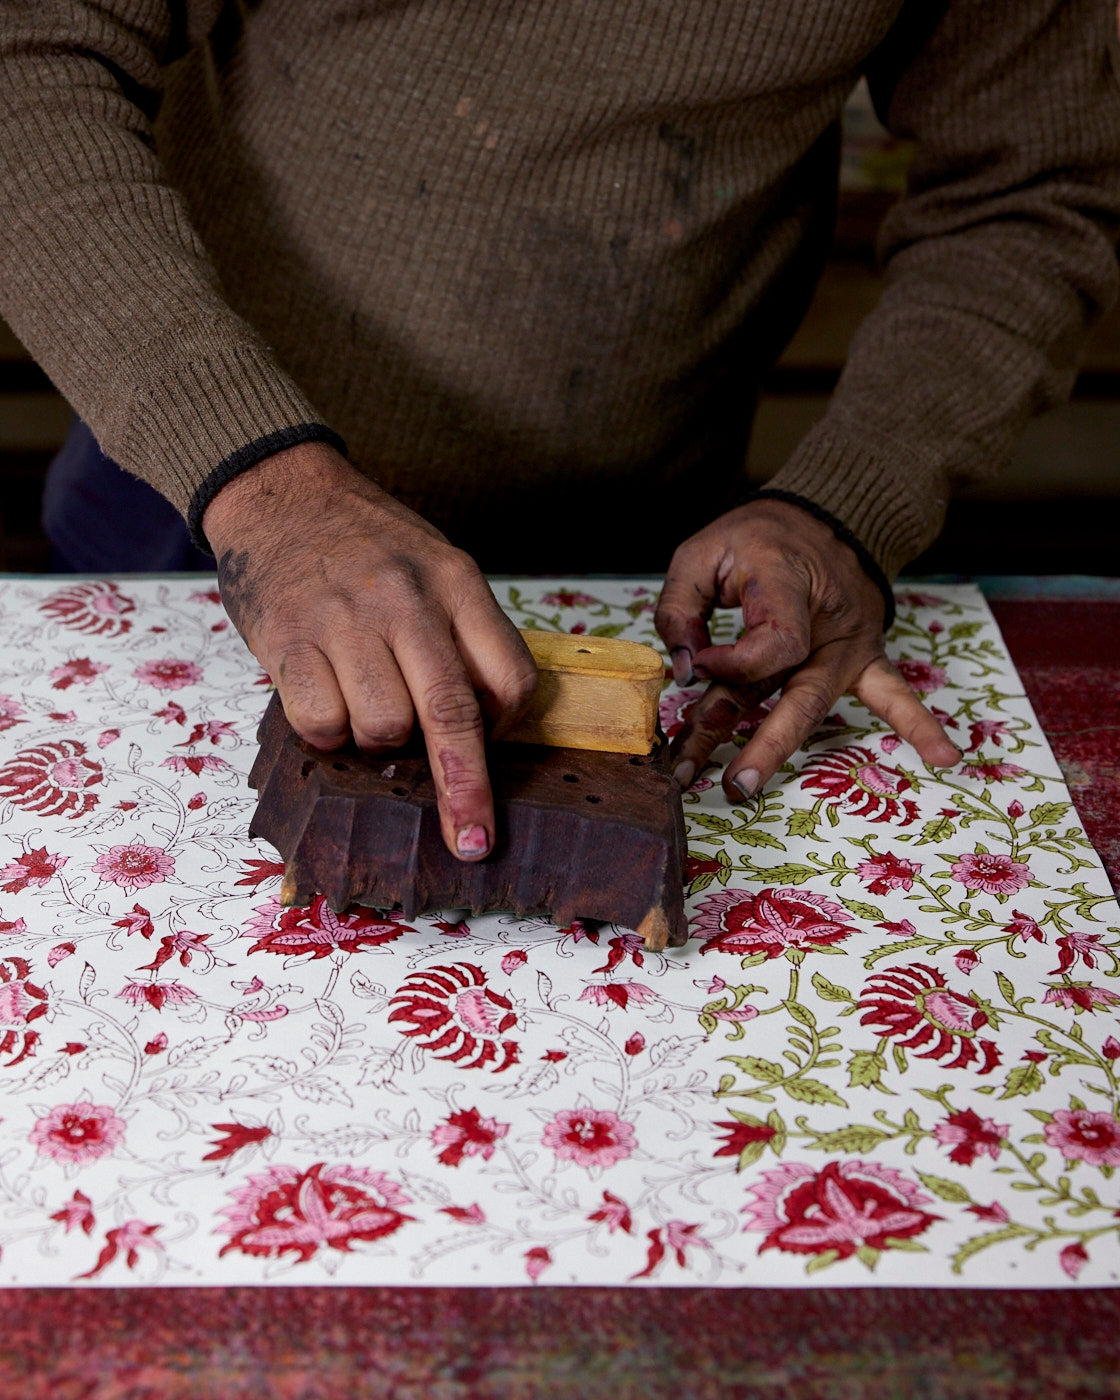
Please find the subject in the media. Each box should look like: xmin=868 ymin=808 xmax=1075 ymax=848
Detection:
xmin=654 ymin=498 xmax=961 ymax=800
xmin=203 ymin=442 xmax=537 ymax=861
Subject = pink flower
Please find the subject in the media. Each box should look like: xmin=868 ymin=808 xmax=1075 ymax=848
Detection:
xmin=247 ymin=895 xmax=407 ymax=960
xmin=967 ymin=719 xmax=1013 ymax=751
xmin=118 ymin=980 xmax=198 ymax=1011
xmin=500 ymin=949 xmax=528 ymax=975
xmin=1043 ymin=1109 xmax=1120 ymax=1167
xmin=50 ymin=1189 xmax=95 ymax=1235
xmin=743 ymin=1160 xmax=940 ymax=1262
xmin=48 ymin=942 xmax=75 ymax=966
xmin=1042 ymin=984 xmax=1120 ymax=1014
xmin=949 ymin=852 xmax=1031 ymax=896
xmin=112 ymin=904 xmax=155 ymax=939
xmin=389 ymin=962 xmax=519 ymax=1073
xmin=0 ymin=846 xmax=67 ymax=893
xmin=895 ymin=659 xmax=947 ymax=694
xmin=800 ymin=746 xmax=919 ymax=825
xmin=631 ymin=1220 xmax=709 ymax=1279
xmin=959 ymin=756 xmax=1027 ymax=783
xmin=430 ymin=1106 xmax=509 ymax=1167
xmin=0 ymin=695 xmax=26 ymax=731
xmin=624 ymin=1032 xmax=645 ymax=1055
xmin=858 ymin=962 xmax=1001 ymax=1074
xmin=524 ymin=1245 xmax=552 ymax=1281
xmin=92 ymin=843 xmax=175 ymax=893
xmin=692 ymin=886 xmax=858 ymax=959
xmin=218 ymin=1163 xmax=413 ymax=1263
xmin=39 ymin=581 xmax=134 ymax=636
xmin=162 ymin=754 xmax=228 ymax=775
xmin=578 ymin=981 xmax=659 ymax=1011
xmin=133 ymin=659 xmax=203 ymax=692
xmin=541 ymin=591 xmax=597 ymax=607
xmin=1003 ymin=909 xmax=1043 ymax=943
xmin=856 ymin=853 xmax=921 ymax=895
xmin=588 ymin=1190 xmax=633 ymax=1234
xmin=954 ymin=947 xmax=980 ymax=976
xmin=0 ymin=739 xmax=102 ymax=820
xmin=29 ymin=1101 xmax=126 ymax=1165
xmin=76 ymin=1220 xmax=163 ymax=1280
xmin=1103 ymin=1037 xmax=1120 ymax=1061
xmin=441 ymin=1203 xmax=486 ymax=1225
xmin=1060 ymin=1242 xmax=1089 ymax=1281
xmin=50 ymin=657 xmax=108 ymax=690
xmin=0 ymin=955 xmax=48 ymax=1066
xmin=1050 ymin=931 xmax=1104 ymax=975
xmin=542 ymin=1107 xmax=636 ymax=1169
xmin=1007 ymin=800 xmax=1025 ymax=820
xmin=966 ymin=1201 xmax=1010 ymax=1224
xmin=932 ymin=1109 xmax=1007 ymax=1166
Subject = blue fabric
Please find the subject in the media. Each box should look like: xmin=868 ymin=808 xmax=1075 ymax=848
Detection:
xmin=42 ymin=418 xmax=213 ymax=572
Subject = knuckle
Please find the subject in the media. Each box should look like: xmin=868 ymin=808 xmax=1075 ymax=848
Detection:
xmin=284 ymin=703 xmax=349 ymax=751
xmin=494 ymin=661 xmax=538 ymax=712
xmin=784 ymin=684 xmax=832 ymax=730
xmin=354 ymin=718 xmax=413 ymax=751
xmin=424 ymin=682 xmax=483 ymax=736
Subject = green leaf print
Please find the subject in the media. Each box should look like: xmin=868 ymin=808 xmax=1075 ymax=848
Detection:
xmin=917 ymin=1172 xmax=971 ymax=1203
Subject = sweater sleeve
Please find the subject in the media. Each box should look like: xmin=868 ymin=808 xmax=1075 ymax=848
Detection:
xmin=762 ymin=0 xmax=1120 ymax=580
xmin=0 ymin=0 xmax=339 ymax=538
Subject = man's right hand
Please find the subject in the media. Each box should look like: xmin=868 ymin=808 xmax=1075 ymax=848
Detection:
xmin=202 ymin=441 xmax=537 ymax=863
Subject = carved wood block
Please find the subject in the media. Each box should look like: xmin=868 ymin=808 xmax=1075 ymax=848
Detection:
xmin=248 ymin=693 xmax=688 ymax=950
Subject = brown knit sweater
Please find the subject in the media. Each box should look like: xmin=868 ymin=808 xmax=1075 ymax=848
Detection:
xmin=2 ymin=0 xmax=1119 ymax=576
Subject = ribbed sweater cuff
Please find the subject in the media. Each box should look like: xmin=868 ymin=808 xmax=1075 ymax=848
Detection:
xmin=759 ymin=418 xmax=948 ymax=583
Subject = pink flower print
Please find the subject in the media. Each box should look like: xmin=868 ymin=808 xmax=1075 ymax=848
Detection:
xmin=0 ymin=955 xmax=48 ymax=1066
xmin=133 ymin=659 xmax=203 ymax=692
xmin=430 ymin=1107 xmax=509 ymax=1167
xmin=76 ymin=1220 xmax=163 ymax=1279
xmin=217 ymin=1162 xmax=413 ymax=1263
xmin=895 ymin=659 xmax=948 ymax=694
xmin=1060 ymin=1242 xmax=1089 ymax=1281
xmin=177 ymin=720 xmax=238 ymax=747
xmin=388 ymin=963 xmax=519 ymax=1072
xmin=856 ymin=853 xmax=921 ymax=895
xmin=966 ymin=1201 xmax=1010 ymax=1224
xmin=954 ymin=947 xmax=980 ymax=976
xmin=112 ymin=904 xmax=155 ymax=939
xmin=1050 ymin=931 xmax=1104 ymax=975
xmin=441 ymin=1203 xmax=486 ymax=1224
xmin=118 ymin=980 xmax=198 ymax=1011
xmin=0 ymin=739 xmax=102 ymax=819
xmin=0 ymin=695 xmax=26 ymax=732
xmin=541 ymin=591 xmax=597 ymax=608
xmin=30 ymin=1101 xmax=126 ymax=1166
xmin=692 ymin=886 xmax=857 ymax=959
xmin=0 ymin=846 xmax=67 ymax=894
xmin=587 ymin=1190 xmax=633 ymax=1234
xmin=1103 ymin=1037 xmax=1120 ymax=1061
xmin=162 ymin=754 xmax=229 ymax=775
xmin=932 ymin=1110 xmax=1007 ymax=1166
xmin=247 ymin=895 xmax=407 ymax=960
xmin=49 ymin=658 xmax=108 ymax=690
xmin=967 ymin=719 xmax=1013 ymax=751
xmin=1043 ymin=1109 xmax=1120 ymax=1168
xmin=799 ymin=746 xmax=919 ymax=825
xmin=1003 ymin=909 xmax=1043 ymax=943
xmin=949 ymin=852 xmax=1031 ymax=896
xmin=1042 ymin=984 xmax=1120 ymax=1014
xmin=857 ymin=962 xmax=1001 ymax=1074
xmin=524 ymin=1246 xmax=552 ymax=1281
xmin=500 ymin=949 xmax=528 ymax=975
xmin=959 ymin=756 xmax=1027 ymax=783
xmin=50 ymin=1189 xmax=95 ymax=1235
xmin=624 ymin=1032 xmax=645 ymax=1055
xmin=542 ymin=1108 xmax=636 ymax=1169
xmin=189 ymin=589 xmax=222 ymax=605
xmin=895 ymin=592 xmax=946 ymax=609
xmin=92 ymin=843 xmax=175 ymax=893
xmin=742 ymin=1160 xmax=940 ymax=1263
xmin=39 ymin=580 xmax=135 ymax=636
xmin=578 ymin=981 xmax=659 ymax=1011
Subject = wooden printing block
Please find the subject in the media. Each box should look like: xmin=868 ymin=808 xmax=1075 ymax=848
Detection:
xmin=247 ymin=691 xmax=688 ymax=950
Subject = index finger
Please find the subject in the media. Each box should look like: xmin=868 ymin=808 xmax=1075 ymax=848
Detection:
xmin=655 ymin=544 xmax=718 ymax=685
xmin=392 ymin=625 xmax=495 ymax=862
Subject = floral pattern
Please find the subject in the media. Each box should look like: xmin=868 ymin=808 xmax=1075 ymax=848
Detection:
xmin=0 ymin=576 xmax=1116 ymax=1288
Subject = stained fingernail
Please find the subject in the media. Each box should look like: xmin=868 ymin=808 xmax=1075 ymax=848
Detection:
xmin=673 ymin=759 xmax=696 ymax=789
xmin=733 ymin=768 xmax=761 ymax=799
xmin=670 ymin=648 xmax=694 ymax=687
xmin=692 ymin=664 xmax=710 ymax=682
xmin=457 ymin=825 xmax=490 ymax=857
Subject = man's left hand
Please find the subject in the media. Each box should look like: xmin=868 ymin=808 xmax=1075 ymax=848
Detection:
xmin=654 ymin=497 xmax=962 ymax=800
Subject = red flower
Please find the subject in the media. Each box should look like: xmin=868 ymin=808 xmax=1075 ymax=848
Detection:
xmin=588 ymin=1190 xmax=633 ymax=1234
xmin=441 ymin=1203 xmax=486 ymax=1224
xmin=631 ymin=1220 xmax=708 ymax=1279
xmin=856 ymin=853 xmax=921 ymax=895
xmin=177 ymin=720 xmax=237 ymax=747
xmin=966 ymin=1201 xmax=1009 ymax=1224
xmin=542 ymin=1108 xmax=635 ymax=1169
xmin=218 ymin=1162 xmax=413 ymax=1262
xmin=954 ymin=947 xmax=980 ymax=976
xmin=50 ymin=1190 xmax=95 ymax=1236
xmin=430 ymin=1106 xmax=509 ymax=1166
xmin=39 ymin=580 xmax=134 ymax=636
xmin=30 ymin=1101 xmax=126 ymax=1165
xmin=49 ymin=657 xmax=107 ymax=690
xmin=234 ymin=858 xmax=286 ymax=889
xmin=949 ymin=852 xmax=1031 ymax=897
xmin=118 ymin=980 xmax=198 ymax=1011
xmin=247 ymin=895 xmax=407 ymax=960
xmin=93 ymin=843 xmax=175 ymax=893
xmin=388 ymin=963 xmax=519 ymax=1072
xmin=154 ymin=701 xmax=187 ymax=725
xmin=744 ymin=1160 xmax=940 ymax=1262
xmin=162 ymin=754 xmax=228 ymax=776
xmin=0 ymin=695 xmax=26 ymax=731
xmin=541 ymin=591 xmax=597 ymax=607
xmin=1003 ymin=909 xmax=1043 ymax=943
xmin=1060 ymin=1242 xmax=1089 ymax=1281
xmin=133 ymin=658 xmax=203 ymax=692
xmin=0 ymin=846 xmax=67 ymax=894
xmin=714 ymin=1117 xmax=777 ymax=1167
xmin=1044 ymin=1110 xmax=1120 ymax=1168
xmin=799 ymin=746 xmax=918 ymax=825
xmin=112 ymin=904 xmax=155 ymax=939
xmin=0 ymin=739 xmax=103 ymax=820
xmin=959 ymin=756 xmax=1027 ymax=784
xmin=1050 ymin=931 xmax=1104 ymax=975
xmin=524 ymin=1245 xmax=552 ymax=1281
xmin=857 ymin=963 xmax=1001 ymax=1073
xmin=966 ymin=719 xmax=1012 ymax=751
xmin=932 ymin=1109 xmax=1007 ymax=1166
xmin=1042 ymin=984 xmax=1120 ymax=1014
xmin=895 ymin=659 xmax=947 ymax=694
xmin=692 ymin=886 xmax=857 ymax=959
xmin=624 ymin=1033 xmax=645 ymax=1055
xmin=203 ymin=1122 xmax=273 ymax=1163
xmin=591 ymin=933 xmax=645 ymax=975
xmin=0 ymin=955 xmax=48 ymax=1067
xmin=578 ymin=981 xmax=659 ymax=1011
xmin=76 ymin=1220 xmax=161 ymax=1279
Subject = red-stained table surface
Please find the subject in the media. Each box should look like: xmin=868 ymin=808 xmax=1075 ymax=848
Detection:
xmin=5 ymin=585 xmax=1120 ymax=1400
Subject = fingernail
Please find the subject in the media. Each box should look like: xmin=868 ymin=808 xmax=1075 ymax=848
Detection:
xmin=673 ymin=759 xmax=696 ymax=789
xmin=692 ymin=664 xmax=710 ymax=682
xmin=733 ymin=768 xmax=760 ymax=799
xmin=670 ymin=648 xmax=694 ymax=686
xmin=457 ymin=825 xmax=490 ymax=857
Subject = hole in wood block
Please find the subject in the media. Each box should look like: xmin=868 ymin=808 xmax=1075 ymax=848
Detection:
xmin=391 ymin=786 xmax=408 ymax=797
xmin=562 ymin=773 xmax=579 ymax=783
xmin=628 ymin=756 xmax=645 ymax=765
xmin=332 ymin=761 xmax=349 ymax=771
xmin=576 ymin=648 xmax=592 ymax=653
xmin=300 ymin=760 xmax=314 ymax=778
xmin=585 ymin=794 xmax=601 ymax=804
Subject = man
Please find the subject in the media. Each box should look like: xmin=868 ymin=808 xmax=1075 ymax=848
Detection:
xmin=2 ymin=0 xmax=1118 ymax=863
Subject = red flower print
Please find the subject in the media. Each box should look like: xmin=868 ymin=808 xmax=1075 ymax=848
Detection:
xmin=133 ymin=659 xmax=203 ymax=691
xmin=139 ymin=928 xmax=219 ymax=973
xmin=49 ymin=657 xmax=107 ymax=690
xmin=577 ymin=981 xmax=660 ymax=1011
xmin=0 ymin=955 xmax=48 ymax=1066
xmin=524 ymin=1245 xmax=552 ymax=1281
xmin=1042 ymin=984 xmax=1120 ymax=1014
xmin=203 ymin=1122 xmax=274 ymax=1163
xmin=154 ymin=701 xmax=187 ymax=725
xmin=541 ymin=591 xmax=597 ymax=607
xmin=162 ymin=754 xmax=228 ymax=776
xmin=692 ymin=886 xmax=857 ymax=959
xmin=118 ymin=980 xmax=198 ymax=1011
xmin=624 ymin=1032 xmax=645 ymax=1055
xmin=1003 ymin=909 xmax=1043 ymax=943
xmin=932 ymin=1110 xmax=1007 ymax=1166
xmin=92 ymin=843 xmax=175 ymax=893
xmin=631 ymin=1220 xmax=709 ymax=1280
xmin=76 ymin=1219 xmax=163 ymax=1279
xmin=430 ymin=1106 xmax=509 ymax=1166
xmin=857 ymin=963 xmax=1001 ymax=1073
xmin=1060 ymin=1242 xmax=1089 ymax=1281
xmin=659 ymin=688 xmax=769 ymax=742
xmin=177 ymin=720 xmax=237 ymax=747
xmin=500 ymin=948 xmax=528 ymax=974
xmin=743 ymin=1160 xmax=940 ymax=1262
xmin=39 ymin=580 xmax=135 ymax=636
xmin=588 ymin=1190 xmax=633 ymax=1234
xmin=895 ymin=592 xmax=946 ymax=609
xmin=1103 ymin=1037 xmax=1120 ymax=1060
xmin=949 ymin=852 xmax=1031 ymax=897
xmin=0 ymin=846 xmax=67 ymax=894
xmin=217 ymin=1162 xmax=413 ymax=1263
xmin=1050 ymin=931 xmax=1104 ymax=975
xmin=189 ymin=589 xmax=222 ymax=605
xmin=0 ymin=739 xmax=103 ymax=819
xmin=144 ymin=1032 xmax=167 ymax=1055
xmin=799 ymin=746 xmax=919 ymax=825
xmin=234 ymin=858 xmax=286 ymax=889
xmin=954 ymin=947 xmax=980 ymax=976
xmin=48 ymin=942 xmax=75 ymax=965
xmin=856 ymin=853 xmax=921 ymax=895
xmin=0 ymin=695 xmax=26 ymax=731
xmin=714 ymin=1116 xmax=778 ymax=1167
xmin=246 ymin=895 xmax=407 ymax=960
xmin=112 ymin=904 xmax=155 ymax=939
xmin=966 ymin=719 xmax=1012 ymax=751
xmin=441 ymin=1203 xmax=486 ymax=1224
xmin=895 ymin=659 xmax=947 ymax=694
xmin=388 ymin=963 xmax=519 ymax=1072
xmin=959 ymin=756 xmax=1027 ymax=784
xmin=1043 ymin=1109 xmax=1120 ymax=1168
xmin=541 ymin=1107 xmax=635 ymax=1169
xmin=591 ymin=932 xmax=646 ymax=975
xmin=50 ymin=1189 xmax=95 ymax=1235
xmin=29 ymin=1101 xmax=126 ymax=1165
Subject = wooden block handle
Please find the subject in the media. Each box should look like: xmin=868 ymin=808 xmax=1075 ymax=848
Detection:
xmin=499 ymin=630 xmax=665 ymax=754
